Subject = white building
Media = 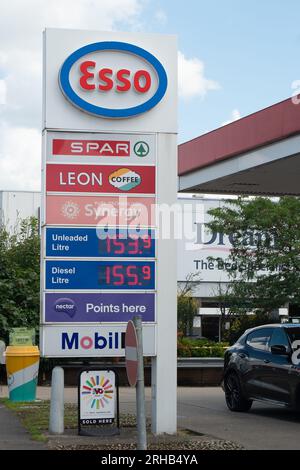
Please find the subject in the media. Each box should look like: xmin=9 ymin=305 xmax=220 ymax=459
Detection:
xmin=177 ymin=195 xmax=288 ymax=339
xmin=0 ymin=191 xmax=41 ymax=234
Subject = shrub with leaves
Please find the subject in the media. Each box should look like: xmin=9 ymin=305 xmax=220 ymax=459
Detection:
xmin=0 ymin=217 xmax=40 ymax=343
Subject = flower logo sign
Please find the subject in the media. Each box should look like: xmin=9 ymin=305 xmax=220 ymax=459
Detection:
xmin=79 ymin=369 xmax=118 ymax=434
xmin=81 ymin=373 xmax=114 ymax=410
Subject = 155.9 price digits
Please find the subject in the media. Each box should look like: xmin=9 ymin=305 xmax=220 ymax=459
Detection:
xmin=98 ymin=261 xmax=155 ymax=289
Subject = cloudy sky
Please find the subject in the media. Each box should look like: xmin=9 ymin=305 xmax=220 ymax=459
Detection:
xmin=1 ymin=0 xmax=300 ymax=191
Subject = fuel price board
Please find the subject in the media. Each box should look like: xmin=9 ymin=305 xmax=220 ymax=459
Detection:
xmin=46 ymin=227 xmax=155 ymax=258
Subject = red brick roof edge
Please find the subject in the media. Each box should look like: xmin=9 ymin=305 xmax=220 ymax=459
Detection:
xmin=178 ymin=96 xmax=300 ymax=176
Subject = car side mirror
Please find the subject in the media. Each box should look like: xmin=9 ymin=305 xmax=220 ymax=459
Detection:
xmin=271 ymin=344 xmax=289 ymax=355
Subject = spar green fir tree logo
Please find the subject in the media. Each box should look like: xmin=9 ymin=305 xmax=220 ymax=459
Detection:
xmin=134 ymin=141 xmax=149 ymax=157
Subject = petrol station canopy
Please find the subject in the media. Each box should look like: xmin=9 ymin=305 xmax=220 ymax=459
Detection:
xmin=178 ymin=97 xmax=300 ymax=196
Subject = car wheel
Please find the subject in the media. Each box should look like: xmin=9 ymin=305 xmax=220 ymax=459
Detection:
xmin=224 ymin=372 xmax=252 ymax=412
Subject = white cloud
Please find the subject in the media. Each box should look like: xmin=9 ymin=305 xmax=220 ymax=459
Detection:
xmin=0 ymin=0 xmax=143 ymax=128
xmin=178 ymin=51 xmax=220 ymax=99
xmin=0 ymin=0 xmax=143 ymax=190
xmin=0 ymin=124 xmax=41 ymax=190
xmin=0 ymin=1 xmax=222 ymax=191
xmin=222 ymin=108 xmax=242 ymax=126
xmin=155 ymin=9 xmax=167 ymax=25
xmin=0 ymin=80 xmax=7 ymax=105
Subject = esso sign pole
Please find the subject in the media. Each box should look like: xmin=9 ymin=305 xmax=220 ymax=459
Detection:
xmin=41 ymin=28 xmax=177 ymax=435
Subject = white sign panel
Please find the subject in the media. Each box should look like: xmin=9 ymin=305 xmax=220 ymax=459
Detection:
xmin=41 ymin=27 xmax=177 ymax=434
xmin=46 ymin=131 xmax=156 ymax=165
xmin=43 ymin=28 xmax=177 ymax=133
xmin=40 ymin=324 xmax=156 ymax=357
xmin=80 ymin=370 xmax=115 ymax=424
xmin=177 ymin=198 xmax=232 ymax=283
xmin=177 ymin=197 xmax=269 ymax=284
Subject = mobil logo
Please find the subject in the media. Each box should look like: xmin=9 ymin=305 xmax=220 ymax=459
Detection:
xmin=62 ymin=331 xmax=125 ymax=350
xmin=59 ymin=41 xmax=168 ymax=118
xmin=109 ymin=168 xmax=141 ymax=191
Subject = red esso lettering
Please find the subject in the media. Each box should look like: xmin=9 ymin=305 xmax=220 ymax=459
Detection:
xmin=79 ymin=61 xmax=151 ymax=93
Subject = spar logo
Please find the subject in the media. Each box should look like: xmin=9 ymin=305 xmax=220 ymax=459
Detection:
xmin=59 ymin=41 xmax=168 ymax=118
xmin=109 ymin=168 xmax=141 ymax=191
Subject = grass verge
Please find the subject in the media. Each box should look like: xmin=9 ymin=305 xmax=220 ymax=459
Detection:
xmin=0 ymin=399 xmax=78 ymax=442
xmin=0 ymin=399 xmax=142 ymax=442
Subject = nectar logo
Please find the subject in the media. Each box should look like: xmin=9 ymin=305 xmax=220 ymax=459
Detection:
xmin=54 ymin=298 xmax=77 ymax=318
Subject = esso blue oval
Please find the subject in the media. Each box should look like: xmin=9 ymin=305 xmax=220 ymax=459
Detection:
xmin=59 ymin=41 xmax=168 ymax=119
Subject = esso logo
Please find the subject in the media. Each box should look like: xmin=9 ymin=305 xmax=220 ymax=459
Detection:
xmin=59 ymin=41 xmax=168 ymax=119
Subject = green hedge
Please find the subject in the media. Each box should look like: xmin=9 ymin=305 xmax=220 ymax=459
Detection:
xmin=177 ymin=337 xmax=229 ymax=358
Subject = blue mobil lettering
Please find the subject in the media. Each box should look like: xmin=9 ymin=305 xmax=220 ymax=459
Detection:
xmin=62 ymin=332 xmax=125 ymax=350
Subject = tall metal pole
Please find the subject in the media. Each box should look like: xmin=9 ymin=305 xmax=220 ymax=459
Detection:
xmin=133 ymin=315 xmax=147 ymax=450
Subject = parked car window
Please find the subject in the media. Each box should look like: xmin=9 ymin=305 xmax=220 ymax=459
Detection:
xmin=246 ymin=328 xmax=273 ymax=351
xmin=285 ymin=327 xmax=300 ymax=345
xmin=269 ymin=328 xmax=290 ymax=349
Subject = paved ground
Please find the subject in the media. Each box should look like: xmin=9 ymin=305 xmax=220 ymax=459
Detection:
xmin=2 ymin=385 xmax=300 ymax=449
xmin=0 ymin=403 xmax=46 ymax=450
xmin=176 ymin=387 xmax=300 ymax=450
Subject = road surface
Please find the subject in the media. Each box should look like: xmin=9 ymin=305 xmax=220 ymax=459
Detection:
xmin=2 ymin=385 xmax=300 ymax=449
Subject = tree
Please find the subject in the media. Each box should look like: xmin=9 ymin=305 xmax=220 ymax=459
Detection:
xmin=213 ymin=282 xmax=232 ymax=342
xmin=207 ymin=196 xmax=300 ymax=316
xmin=0 ymin=217 xmax=40 ymax=342
xmin=177 ymin=273 xmax=200 ymax=336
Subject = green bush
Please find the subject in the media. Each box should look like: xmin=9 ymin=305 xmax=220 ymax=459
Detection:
xmin=177 ymin=336 xmax=229 ymax=358
xmin=0 ymin=217 xmax=40 ymax=343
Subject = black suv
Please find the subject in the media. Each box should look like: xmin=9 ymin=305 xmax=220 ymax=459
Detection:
xmin=223 ymin=323 xmax=300 ymax=411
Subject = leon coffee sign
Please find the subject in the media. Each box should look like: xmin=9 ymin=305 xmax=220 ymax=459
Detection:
xmin=46 ymin=164 xmax=156 ymax=194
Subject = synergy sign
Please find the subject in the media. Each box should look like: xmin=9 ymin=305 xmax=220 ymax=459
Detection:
xmin=45 ymin=194 xmax=155 ymax=226
xmin=59 ymin=41 xmax=168 ymax=118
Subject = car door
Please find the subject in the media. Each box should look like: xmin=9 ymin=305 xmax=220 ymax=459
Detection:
xmin=263 ymin=327 xmax=292 ymax=405
xmin=243 ymin=327 xmax=274 ymax=399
